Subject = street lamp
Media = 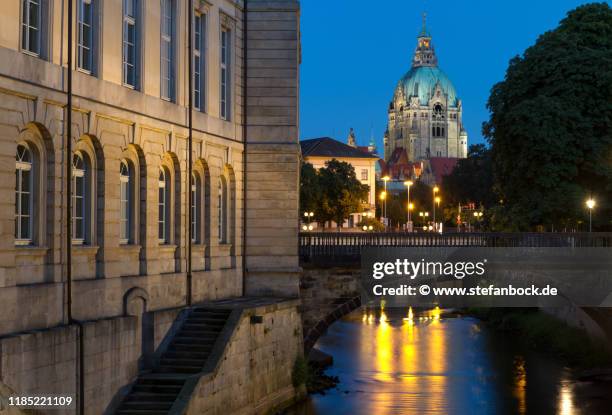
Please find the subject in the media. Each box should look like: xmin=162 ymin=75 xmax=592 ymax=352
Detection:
xmin=404 ymin=180 xmax=413 ymax=226
xmin=303 ymin=211 xmax=314 ymax=231
xmin=473 ymin=211 xmax=483 ymax=231
xmin=433 ymin=186 xmax=439 ymax=229
xmin=586 ymin=198 xmax=596 ymax=232
xmin=382 ymin=176 xmax=390 ymax=225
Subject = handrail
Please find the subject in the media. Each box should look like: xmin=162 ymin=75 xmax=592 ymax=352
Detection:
xmin=298 ymin=232 xmax=612 ymax=261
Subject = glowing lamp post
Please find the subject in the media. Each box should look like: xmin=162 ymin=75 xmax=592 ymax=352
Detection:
xmin=404 ymin=180 xmax=413 ymax=229
xmin=303 ymin=211 xmax=314 ymax=231
xmin=433 ymin=186 xmax=439 ymax=229
xmin=382 ymin=176 xmax=390 ymax=226
xmin=586 ymin=199 xmax=595 ymax=232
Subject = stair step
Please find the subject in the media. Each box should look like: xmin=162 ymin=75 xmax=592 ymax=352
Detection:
xmin=161 ymin=357 xmax=206 ymax=367
xmin=169 ymin=343 xmax=214 ymax=352
xmin=182 ymin=323 xmax=225 ymax=330
xmin=185 ymin=318 xmax=226 ymax=330
xmin=173 ymin=336 xmax=217 ymax=344
xmin=192 ymin=308 xmax=231 ymax=315
xmin=131 ymin=384 xmax=182 ymax=394
xmin=177 ymin=330 xmax=220 ymax=338
xmin=126 ymin=392 xmax=177 ymax=402
xmin=164 ymin=351 xmax=210 ymax=360
xmin=137 ymin=376 xmax=185 ymax=385
xmin=119 ymin=401 xmax=173 ymax=410
xmin=157 ymin=365 xmax=201 ymax=374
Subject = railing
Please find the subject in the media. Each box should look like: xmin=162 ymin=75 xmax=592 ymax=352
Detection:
xmin=299 ymin=232 xmax=612 ymax=263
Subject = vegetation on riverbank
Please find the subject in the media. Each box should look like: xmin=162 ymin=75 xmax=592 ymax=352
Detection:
xmin=467 ymin=308 xmax=612 ymax=368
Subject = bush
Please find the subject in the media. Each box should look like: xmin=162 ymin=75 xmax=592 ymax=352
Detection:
xmin=292 ymin=356 xmax=309 ymax=387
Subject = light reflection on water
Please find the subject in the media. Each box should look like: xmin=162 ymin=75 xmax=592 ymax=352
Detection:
xmin=287 ymin=307 xmax=610 ymax=415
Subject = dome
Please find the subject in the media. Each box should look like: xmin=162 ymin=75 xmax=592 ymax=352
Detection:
xmin=396 ymin=66 xmax=458 ymax=107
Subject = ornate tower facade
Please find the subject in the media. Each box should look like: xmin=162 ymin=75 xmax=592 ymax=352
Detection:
xmin=385 ymin=15 xmax=468 ymax=162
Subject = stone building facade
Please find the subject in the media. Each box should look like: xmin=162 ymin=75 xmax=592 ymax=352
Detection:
xmin=384 ymin=16 xmax=468 ymax=163
xmin=0 ymin=0 xmax=301 ymax=412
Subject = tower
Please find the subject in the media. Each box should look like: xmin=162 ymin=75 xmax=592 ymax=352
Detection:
xmin=385 ymin=14 xmax=468 ymax=163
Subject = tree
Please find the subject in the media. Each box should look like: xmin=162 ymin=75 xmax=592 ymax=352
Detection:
xmin=483 ymin=3 xmax=612 ymax=231
xmin=318 ymin=159 xmax=370 ymax=227
xmin=300 ymin=162 xmax=320 ymax=214
xmin=441 ymin=144 xmax=496 ymax=209
xmin=299 ymin=159 xmax=370 ymax=228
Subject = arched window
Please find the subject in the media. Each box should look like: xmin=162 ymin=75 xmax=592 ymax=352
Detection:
xmin=158 ymin=167 xmax=169 ymax=243
xmin=218 ymin=178 xmax=227 ymax=243
xmin=72 ymin=152 xmax=89 ymax=244
xmin=120 ymin=160 xmax=132 ymax=244
xmin=432 ymin=104 xmax=446 ymax=139
xmin=191 ymin=173 xmax=201 ymax=243
xmin=15 ymin=144 xmax=33 ymax=244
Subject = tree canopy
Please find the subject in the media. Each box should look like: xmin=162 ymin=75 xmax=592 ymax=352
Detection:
xmin=483 ymin=2 xmax=612 ymax=231
xmin=441 ymin=144 xmax=496 ymax=209
xmin=299 ymin=159 xmax=370 ymax=227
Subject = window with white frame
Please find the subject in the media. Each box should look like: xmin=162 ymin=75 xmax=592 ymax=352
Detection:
xmin=77 ymin=0 xmax=94 ymax=73
xmin=72 ymin=153 xmax=88 ymax=244
xmin=21 ymin=0 xmax=42 ymax=56
xmin=361 ymin=169 xmax=368 ymax=181
xmin=194 ymin=12 xmax=206 ymax=111
xmin=220 ymin=28 xmax=231 ymax=120
xmin=191 ymin=173 xmax=200 ymax=243
xmin=15 ymin=144 xmax=34 ymax=244
xmin=158 ymin=167 xmax=169 ymax=243
xmin=218 ymin=179 xmax=226 ymax=243
xmin=160 ymin=0 xmax=175 ymax=101
xmin=120 ymin=160 xmax=132 ymax=244
xmin=122 ymin=0 xmax=138 ymax=87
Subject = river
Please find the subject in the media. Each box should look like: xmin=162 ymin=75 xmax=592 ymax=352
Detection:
xmin=288 ymin=307 xmax=612 ymax=415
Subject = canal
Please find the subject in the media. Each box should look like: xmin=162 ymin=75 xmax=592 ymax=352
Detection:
xmin=289 ymin=307 xmax=611 ymax=415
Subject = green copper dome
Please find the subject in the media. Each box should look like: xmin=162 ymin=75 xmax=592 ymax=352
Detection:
xmin=396 ymin=66 xmax=458 ymax=107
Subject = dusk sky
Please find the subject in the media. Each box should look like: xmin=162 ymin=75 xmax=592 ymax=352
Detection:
xmin=298 ymin=0 xmax=604 ymax=149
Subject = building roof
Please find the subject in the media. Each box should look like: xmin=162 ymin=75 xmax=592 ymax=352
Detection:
xmin=429 ymin=157 xmax=459 ymax=183
xmin=396 ymin=66 xmax=458 ymax=107
xmin=300 ymin=137 xmax=378 ymax=159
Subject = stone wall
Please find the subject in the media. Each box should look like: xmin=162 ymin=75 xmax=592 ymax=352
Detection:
xmin=0 ymin=315 xmax=140 ymax=415
xmin=183 ymin=300 xmax=305 ymax=415
xmin=300 ymin=266 xmax=361 ymax=337
xmin=244 ymin=0 xmax=302 ymax=297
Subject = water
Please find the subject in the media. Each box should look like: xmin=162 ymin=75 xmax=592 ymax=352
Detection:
xmin=288 ymin=307 xmax=612 ymax=415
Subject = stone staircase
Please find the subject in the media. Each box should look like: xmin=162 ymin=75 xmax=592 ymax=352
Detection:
xmin=115 ymin=307 xmax=232 ymax=415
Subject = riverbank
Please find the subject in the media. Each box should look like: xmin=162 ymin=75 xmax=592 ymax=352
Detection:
xmin=465 ymin=308 xmax=612 ymax=369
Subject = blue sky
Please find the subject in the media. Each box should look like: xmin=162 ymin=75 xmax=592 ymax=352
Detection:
xmin=298 ymin=0 xmax=606 ymax=150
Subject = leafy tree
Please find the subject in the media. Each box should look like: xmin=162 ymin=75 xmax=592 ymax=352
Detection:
xmin=483 ymin=3 xmax=612 ymax=230
xmin=441 ymin=144 xmax=496 ymax=209
xmin=318 ymin=159 xmax=370 ymax=227
xmin=299 ymin=159 xmax=370 ymax=228
xmin=300 ymin=162 xmax=320 ymax=214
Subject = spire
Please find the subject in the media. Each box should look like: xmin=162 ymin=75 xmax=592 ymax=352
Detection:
xmin=419 ymin=12 xmax=429 ymax=37
xmin=412 ymin=13 xmax=437 ymax=67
